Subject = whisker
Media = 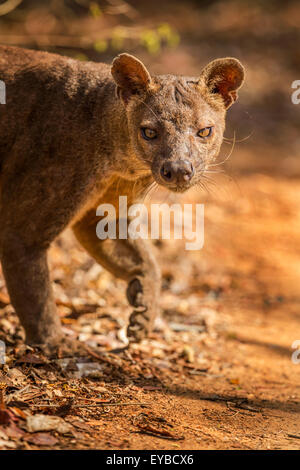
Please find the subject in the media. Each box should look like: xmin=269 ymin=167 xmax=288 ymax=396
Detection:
xmin=142 ymin=181 xmax=157 ymax=203
xmin=150 ymin=182 xmax=160 ymax=200
xmin=201 ymin=176 xmax=218 ymax=194
xmin=208 ymin=131 xmax=236 ymax=168
xmin=146 ymin=182 xmax=159 ymax=202
xmin=132 ymin=177 xmax=139 ymax=197
xmin=202 ymin=168 xmax=241 ymax=201
xmin=223 ymin=130 xmax=254 ymax=144
xmin=204 ymin=169 xmax=226 ymax=174
xmin=196 ymin=180 xmax=210 ymax=197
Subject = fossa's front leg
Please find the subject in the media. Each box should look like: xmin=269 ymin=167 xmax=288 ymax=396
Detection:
xmin=73 ymin=209 xmax=161 ymax=343
xmin=0 ymin=159 xmax=98 ymax=354
xmin=0 ymin=237 xmax=62 ymax=347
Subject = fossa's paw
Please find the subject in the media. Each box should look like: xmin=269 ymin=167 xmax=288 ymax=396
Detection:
xmin=127 ymin=305 xmax=150 ymax=343
xmin=32 ymin=337 xmax=90 ymax=359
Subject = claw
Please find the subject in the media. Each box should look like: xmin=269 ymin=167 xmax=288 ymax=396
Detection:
xmin=127 ymin=305 xmax=150 ymax=343
xmin=126 ymin=278 xmax=143 ymax=307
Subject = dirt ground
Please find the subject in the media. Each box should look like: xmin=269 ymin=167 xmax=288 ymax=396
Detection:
xmin=0 ymin=0 xmax=300 ymax=451
xmin=0 ymin=172 xmax=299 ymax=450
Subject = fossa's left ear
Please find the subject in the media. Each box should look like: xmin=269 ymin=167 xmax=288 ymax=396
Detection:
xmin=200 ymin=57 xmax=245 ymax=109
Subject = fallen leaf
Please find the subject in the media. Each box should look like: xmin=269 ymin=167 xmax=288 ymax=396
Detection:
xmin=0 ymin=428 xmax=8 ymax=440
xmin=10 ymin=407 xmax=28 ymax=420
xmin=0 ymin=408 xmax=18 ymax=425
xmin=26 ymin=432 xmax=58 ymax=446
xmin=16 ymin=354 xmax=46 ymax=365
xmin=5 ymin=423 xmax=26 ymax=439
xmin=133 ymin=413 xmax=184 ymax=441
xmin=69 ymin=420 xmax=93 ymax=432
xmin=6 ymin=368 xmax=27 ymax=385
xmin=26 ymin=414 xmax=73 ymax=434
xmin=0 ymin=438 xmax=16 ymax=449
xmin=136 ymin=423 xmax=184 ymax=441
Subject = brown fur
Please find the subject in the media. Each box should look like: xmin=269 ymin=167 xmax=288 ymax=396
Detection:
xmin=0 ymin=46 xmax=244 ymax=350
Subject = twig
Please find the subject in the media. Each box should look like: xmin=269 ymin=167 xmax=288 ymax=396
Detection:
xmin=30 ymin=401 xmax=149 ymax=408
xmin=287 ymin=433 xmax=300 ymax=440
xmin=6 ymin=384 xmax=31 ymax=404
xmin=82 ymin=344 xmax=126 ymax=367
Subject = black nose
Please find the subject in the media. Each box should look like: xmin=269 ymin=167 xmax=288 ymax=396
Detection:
xmin=160 ymin=160 xmax=194 ymax=184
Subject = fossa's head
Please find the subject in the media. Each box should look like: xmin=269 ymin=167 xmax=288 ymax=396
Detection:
xmin=111 ymin=53 xmax=244 ymax=192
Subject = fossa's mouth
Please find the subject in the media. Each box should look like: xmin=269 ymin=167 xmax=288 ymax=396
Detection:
xmin=168 ymin=184 xmax=192 ymax=193
xmin=156 ymin=178 xmax=193 ymax=193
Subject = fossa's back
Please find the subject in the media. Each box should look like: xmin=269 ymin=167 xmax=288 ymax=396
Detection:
xmin=0 ymin=46 xmax=114 ymax=170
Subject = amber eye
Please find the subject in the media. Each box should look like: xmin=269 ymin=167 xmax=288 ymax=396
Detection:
xmin=141 ymin=127 xmax=157 ymax=140
xmin=197 ymin=127 xmax=213 ymax=138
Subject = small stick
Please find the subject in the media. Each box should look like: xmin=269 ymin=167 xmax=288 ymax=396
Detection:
xmin=287 ymin=433 xmax=300 ymax=440
xmin=30 ymin=402 xmax=149 ymax=408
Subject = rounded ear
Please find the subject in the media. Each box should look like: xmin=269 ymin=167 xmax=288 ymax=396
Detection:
xmin=200 ymin=58 xmax=245 ymax=109
xmin=111 ymin=53 xmax=151 ymax=104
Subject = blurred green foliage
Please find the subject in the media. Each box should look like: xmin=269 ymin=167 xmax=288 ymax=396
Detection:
xmin=0 ymin=0 xmax=180 ymax=58
xmin=89 ymin=1 xmax=102 ymax=18
xmin=92 ymin=22 xmax=180 ymax=56
xmin=93 ymin=39 xmax=108 ymax=53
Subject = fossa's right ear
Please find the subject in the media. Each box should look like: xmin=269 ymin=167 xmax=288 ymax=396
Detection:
xmin=111 ymin=53 xmax=151 ymax=105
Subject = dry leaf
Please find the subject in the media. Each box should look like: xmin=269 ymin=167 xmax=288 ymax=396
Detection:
xmin=26 ymin=432 xmax=58 ymax=446
xmin=26 ymin=414 xmax=73 ymax=434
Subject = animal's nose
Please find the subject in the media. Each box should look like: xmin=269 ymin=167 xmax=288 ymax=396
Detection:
xmin=160 ymin=160 xmax=194 ymax=184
